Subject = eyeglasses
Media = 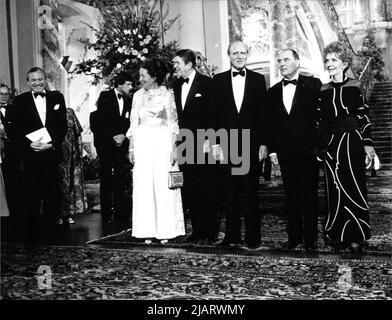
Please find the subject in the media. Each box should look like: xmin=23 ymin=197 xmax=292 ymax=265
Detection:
xmin=0 ymin=93 xmax=10 ymax=96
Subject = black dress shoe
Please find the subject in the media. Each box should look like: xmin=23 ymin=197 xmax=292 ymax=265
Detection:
xmin=215 ymin=239 xmax=242 ymax=248
xmin=280 ymin=241 xmax=302 ymax=251
xmin=305 ymin=244 xmax=318 ymax=253
xmin=246 ymin=243 xmax=262 ymax=250
xmin=185 ymin=233 xmax=202 ymax=242
xmin=206 ymin=236 xmax=218 ymax=245
xmin=349 ymin=243 xmax=363 ymax=254
xmin=332 ymin=242 xmax=349 ymax=252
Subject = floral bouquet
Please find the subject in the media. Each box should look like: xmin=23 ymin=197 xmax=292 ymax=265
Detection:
xmin=72 ymin=0 xmax=178 ymax=87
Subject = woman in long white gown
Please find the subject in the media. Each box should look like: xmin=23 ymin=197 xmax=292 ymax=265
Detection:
xmin=127 ymin=59 xmax=185 ymax=243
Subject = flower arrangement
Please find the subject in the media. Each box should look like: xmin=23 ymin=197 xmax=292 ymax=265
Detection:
xmin=72 ymin=0 xmax=178 ymax=86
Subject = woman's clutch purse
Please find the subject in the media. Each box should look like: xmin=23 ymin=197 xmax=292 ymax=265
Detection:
xmin=168 ymin=171 xmax=183 ymax=189
xmin=366 ymin=154 xmax=381 ymax=170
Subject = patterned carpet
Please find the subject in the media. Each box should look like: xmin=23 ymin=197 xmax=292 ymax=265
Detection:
xmin=1 ymin=244 xmax=391 ymax=300
xmin=88 ymin=210 xmax=392 ymax=256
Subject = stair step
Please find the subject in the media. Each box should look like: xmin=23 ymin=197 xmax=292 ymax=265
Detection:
xmin=370 ymin=113 xmax=392 ymax=117
xmin=370 ymin=106 xmax=392 ymax=110
xmin=369 ymin=96 xmax=392 ymax=99
xmin=371 ymin=87 xmax=392 ymax=90
xmin=374 ymin=142 xmax=392 ymax=147
xmin=371 ymin=124 xmax=392 ymax=128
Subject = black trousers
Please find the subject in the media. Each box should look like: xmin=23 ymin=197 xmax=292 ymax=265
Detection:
xmin=97 ymin=147 xmax=130 ymax=218
xmin=21 ymin=154 xmax=60 ymax=236
xmin=181 ymin=163 xmax=218 ymax=239
xmin=223 ymin=164 xmax=260 ymax=246
xmin=280 ymin=157 xmax=319 ymax=246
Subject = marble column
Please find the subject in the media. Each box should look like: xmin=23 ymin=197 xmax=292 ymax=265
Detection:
xmin=0 ymin=0 xmax=11 ymax=86
xmin=178 ymin=0 xmax=205 ymax=54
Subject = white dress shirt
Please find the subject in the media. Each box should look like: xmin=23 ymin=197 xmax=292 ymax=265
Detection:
xmin=269 ymin=72 xmax=300 ymax=159
xmin=32 ymin=91 xmax=47 ymax=126
xmin=114 ymin=89 xmax=124 ymax=116
xmin=282 ymin=72 xmax=299 ymax=114
xmin=231 ymin=68 xmax=246 ymax=112
xmin=181 ymin=69 xmax=196 ymax=109
xmin=0 ymin=105 xmax=6 ymax=117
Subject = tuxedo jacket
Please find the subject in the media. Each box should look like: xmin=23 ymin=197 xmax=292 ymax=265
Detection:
xmin=14 ymin=90 xmax=67 ymax=164
xmin=267 ymin=74 xmax=322 ymax=163
xmin=0 ymin=104 xmax=18 ymax=158
xmin=209 ymin=68 xmax=268 ymax=162
xmin=91 ymin=89 xmax=132 ymax=152
xmin=173 ymin=71 xmax=212 ymax=132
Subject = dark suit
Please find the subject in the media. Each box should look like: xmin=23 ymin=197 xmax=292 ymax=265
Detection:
xmin=173 ymin=71 xmax=218 ymax=240
xmin=0 ymin=104 xmax=20 ymax=216
xmin=268 ymin=74 xmax=321 ymax=246
xmin=210 ymin=68 xmax=268 ymax=246
xmin=14 ymin=90 xmax=67 ymax=230
xmin=92 ymin=89 xmax=132 ymax=220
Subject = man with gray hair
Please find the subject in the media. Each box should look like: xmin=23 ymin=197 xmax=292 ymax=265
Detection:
xmin=0 ymin=83 xmax=19 ymax=217
xmin=209 ymin=40 xmax=269 ymax=249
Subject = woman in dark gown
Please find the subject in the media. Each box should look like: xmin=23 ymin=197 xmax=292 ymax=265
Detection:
xmin=317 ymin=41 xmax=377 ymax=253
xmin=58 ymin=108 xmax=88 ymax=224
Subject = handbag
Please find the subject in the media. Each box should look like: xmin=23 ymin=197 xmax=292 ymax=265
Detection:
xmin=366 ymin=154 xmax=381 ymax=171
xmin=168 ymin=170 xmax=183 ymax=189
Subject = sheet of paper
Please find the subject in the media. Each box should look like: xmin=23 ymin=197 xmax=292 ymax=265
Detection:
xmin=25 ymin=127 xmax=52 ymax=143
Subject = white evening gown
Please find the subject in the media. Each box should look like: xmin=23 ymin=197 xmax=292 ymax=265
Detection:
xmin=127 ymin=86 xmax=185 ymax=239
xmin=0 ymin=152 xmax=10 ymax=217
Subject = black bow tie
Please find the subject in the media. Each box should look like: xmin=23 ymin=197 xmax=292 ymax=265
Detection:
xmin=233 ymin=70 xmax=245 ymax=77
xmin=181 ymin=78 xmax=189 ymax=84
xmin=283 ymin=79 xmax=298 ymax=86
xmin=117 ymin=93 xmax=123 ymax=100
xmin=33 ymin=92 xmax=46 ymax=98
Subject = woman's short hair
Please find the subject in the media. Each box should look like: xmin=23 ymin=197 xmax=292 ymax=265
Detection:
xmin=140 ymin=58 xmax=169 ymax=86
xmin=323 ymin=41 xmax=353 ymax=70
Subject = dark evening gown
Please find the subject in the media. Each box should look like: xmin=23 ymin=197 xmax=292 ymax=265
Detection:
xmin=317 ymin=78 xmax=372 ymax=244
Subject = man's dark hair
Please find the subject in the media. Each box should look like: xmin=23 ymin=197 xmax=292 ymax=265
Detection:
xmin=140 ymin=58 xmax=169 ymax=86
xmin=0 ymin=83 xmax=10 ymax=91
xmin=113 ymin=72 xmax=133 ymax=87
xmin=26 ymin=67 xmax=46 ymax=81
xmin=174 ymin=49 xmax=196 ymax=68
xmin=282 ymin=49 xmax=300 ymax=60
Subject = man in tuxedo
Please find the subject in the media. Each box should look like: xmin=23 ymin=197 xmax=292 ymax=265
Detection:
xmin=14 ymin=67 xmax=67 ymax=236
xmin=0 ymin=83 xmax=19 ymax=217
xmin=172 ymin=49 xmax=218 ymax=243
xmin=267 ymin=49 xmax=321 ymax=253
xmin=93 ymin=72 xmax=133 ymax=223
xmin=210 ymin=41 xmax=269 ymax=249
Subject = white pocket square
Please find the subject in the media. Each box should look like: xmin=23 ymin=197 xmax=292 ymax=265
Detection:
xmin=195 ymin=93 xmax=202 ymax=98
xmin=54 ymin=104 xmax=60 ymax=110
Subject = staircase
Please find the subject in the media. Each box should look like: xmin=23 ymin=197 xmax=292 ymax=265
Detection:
xmin=368 ymin=82 xmax=392 ymax=170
